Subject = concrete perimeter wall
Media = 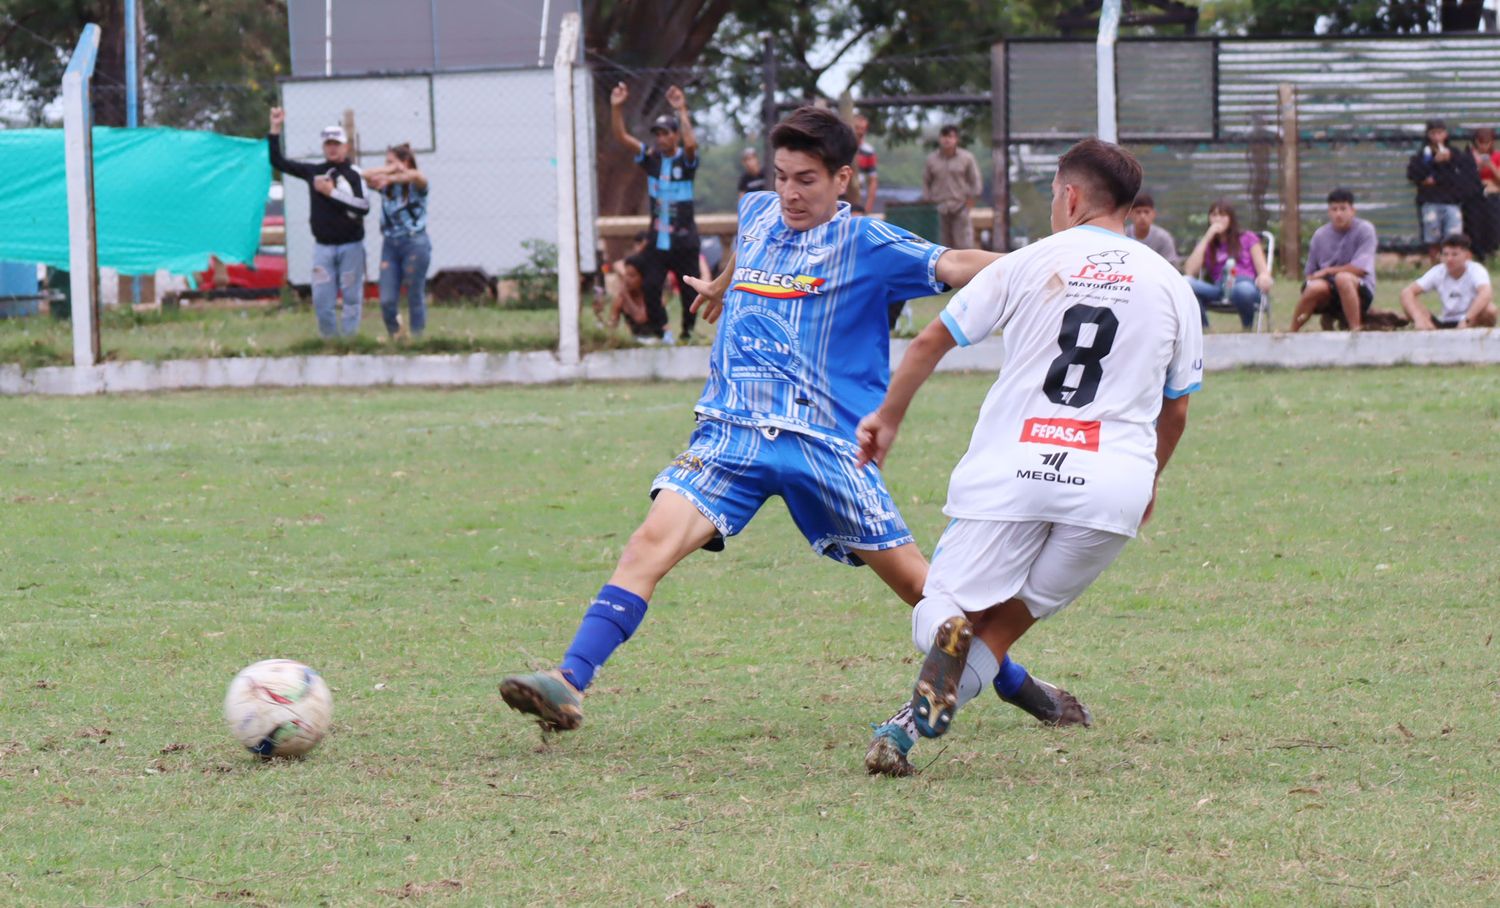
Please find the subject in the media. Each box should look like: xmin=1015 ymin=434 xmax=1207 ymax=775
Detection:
xmin=1 ymin=330 xmax=1497 ymax=396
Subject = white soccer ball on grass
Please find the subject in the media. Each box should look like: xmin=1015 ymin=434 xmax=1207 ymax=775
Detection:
xmin=224 ymin=659 xmax=332 ymax=758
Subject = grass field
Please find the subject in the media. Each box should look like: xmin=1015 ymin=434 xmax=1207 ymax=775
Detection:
xmin=3 ymin=366 xmax=1498 ymax=906
xmin=0 ymin=260 xmax=1443 ymax=368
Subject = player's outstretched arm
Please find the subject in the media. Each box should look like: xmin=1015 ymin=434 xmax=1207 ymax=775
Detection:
xmin=934 ymin=248 xmax=1002 ymax=289
xmin=856 ymin=317 xmax=958 ymax=467
xmin=684 ymin=248 xmax=735 ymax=324
xmin=1142 ymin=395 xmax=1190 ymax=525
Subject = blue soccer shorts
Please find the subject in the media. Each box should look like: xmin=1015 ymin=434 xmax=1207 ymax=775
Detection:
xmin=650 ymin=418 xmax=913 ymax=566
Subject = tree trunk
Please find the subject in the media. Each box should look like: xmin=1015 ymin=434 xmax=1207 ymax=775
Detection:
xmin=584 ymin=0 xmax=734 ymax=224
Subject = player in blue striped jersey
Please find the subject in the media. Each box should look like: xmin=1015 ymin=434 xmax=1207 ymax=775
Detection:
xmin=500 ymin=108 xmax=1081 ymax=737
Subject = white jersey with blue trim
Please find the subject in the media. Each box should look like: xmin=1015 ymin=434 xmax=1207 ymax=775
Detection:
xmin=695 ymin=191 xmax=948 ymax=444
xmin=938 ymin=224 xmax=1204 ymax=536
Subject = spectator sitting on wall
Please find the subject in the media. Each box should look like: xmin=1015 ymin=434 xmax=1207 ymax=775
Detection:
xmin=1399 ymin=233 xmax=1497 ymax=330
xmin=1463 ymin=127 xmax=1500 ymax=261
xmin=610 ymin=82 xmax=700 ymax=343
xmin=923 ymin=125 xmax=984 ymax=251
xmin=1289 ymin=188 xmax=1377 ymax=332
xmin=268 ymin=108 xmax=370 ymax=338
xmin=597 ymin=231 xmax=660 ymax=337
xmin=737 ymin=148 xmax=766 ymax=199
xmin=606 ymin=254 xmax=660 ymax=342
xmin=1407 ymin=118 xmax=1477 ymax=264
xmin=1181 ymin=199 xmax=1272 ymax=331
xmin=845 ymin=113 xmax=879 ymax=214
xmin=1126 ymin=194 xmax=1179 ymax=267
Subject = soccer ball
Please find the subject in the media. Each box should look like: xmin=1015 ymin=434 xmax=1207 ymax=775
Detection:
xmin=223 ymin=659 xmax=333 ymax=758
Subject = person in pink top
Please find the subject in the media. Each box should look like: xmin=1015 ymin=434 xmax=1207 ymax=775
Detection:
xmin=1181 ymin=199 xmax=1273 ymax=330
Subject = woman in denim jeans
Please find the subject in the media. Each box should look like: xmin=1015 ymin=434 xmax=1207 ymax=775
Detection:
xmin=364 ymin=144 xmax=431 ymax=339
xmin=1182 ymin=199 xmax=1273 ymax=330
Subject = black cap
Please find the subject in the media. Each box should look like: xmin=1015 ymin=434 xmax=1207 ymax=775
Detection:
xmin=650 ymin=114 xmax=679 ymax=134
xmin=1426 ymin=118 xmax=1447 ymax=132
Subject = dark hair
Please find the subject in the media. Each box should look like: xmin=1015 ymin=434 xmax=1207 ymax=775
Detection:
xmin=1056 ymin=138 xmax=1143 ymax=211
xmin=1206 ymin=199 xmax=1244 ymax=265
xmin=770 ymin=107 xmax=857 ymax=174
xmin=1131 ymin=193 xmax=1155 ymax=210
xmin=1441 ymin=232 xmax=1472 ymax=250
xmin=1327 ymin=188 xmax=1356 ymax=205
xmin=388 ymin=142 xmax=417 ymax=169
xmin=939 ymin=124 xmax=960 ymax=137
xmin=623 ymin=253 xmax=648 ymax=274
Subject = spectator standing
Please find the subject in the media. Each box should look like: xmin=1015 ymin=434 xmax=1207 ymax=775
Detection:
xmin=1399 ymin=233 xmax=1497 ymax=329
xmin=923 ymin=125 xmax=984 ymax=250
xmin=611 ymin=82 xmax=700 ymax=342
xmin=362 ymin=143 xmax=431 ymax=340
xmin=267 ymin=108 xmax=370 ymax=337
xmin=846 ymin=114 xmax=879 ymax=213
xmin=1181 ymin=200 xmax=1273 ymax=330
xmin=1289 ymin=189 xmax=1377 ymax=332
xmin=737 ymin=148 xmax=766 ymax=199
xmin=1406 ymin=118 xmax=1476 ymax=263
xmin=1126 ymin=194 xmax=1179 ymax=266
xmin=1463 ymin=128 xmax=1500 ymax=260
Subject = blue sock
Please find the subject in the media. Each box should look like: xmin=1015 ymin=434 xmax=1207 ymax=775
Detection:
xmin=558 ymin=584 xmax=648 ymax=691
xmin=994 ymin=655 xmax=1029 ymax=700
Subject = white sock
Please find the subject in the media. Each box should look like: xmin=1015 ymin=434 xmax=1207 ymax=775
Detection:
xmin=957 ymin=638 xmax=1001 ymax=707
xmin=911 ymin=596 xmax=964 ymax=653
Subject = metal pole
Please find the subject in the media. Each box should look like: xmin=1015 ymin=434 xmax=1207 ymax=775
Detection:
xmin=554 ymin=12 xmax=582 ymax=367
xmin=538 ymin=0 xmax=552 ymax=67
xmin=125 ymin=0 xmax=140 ymax=305
xmin=1278 ymin=83 xmax=1301 ymax=278
xmin=761 ymin=35 xmax=777 ymax=167
xmin=429 ymin=0 xmax=439 ymax=69
xmin=1096 ymin=0 xmax=1120 ymax=142
xmin=989 ymin=40 xmax=1010 ymax=251
xmin=324 ymin=0 xmax=333 ymax=76
xmin=124 ymin=0 xmax=138 ymax=127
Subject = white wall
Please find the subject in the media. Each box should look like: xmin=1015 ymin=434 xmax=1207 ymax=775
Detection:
xmin=279 ymin=68 xmax=597 ymax=286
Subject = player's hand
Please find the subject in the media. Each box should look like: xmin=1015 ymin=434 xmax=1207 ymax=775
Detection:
xmin=269 ymin=107 xmax=285 ymax=134
xmin=1141 ymin=480 xmax=1159 ymax=525
xmin=666 ymin=85 xmax=686 ymax=111
xmin=313 ymin=175 xmax=334 ymax=196
xmin=684 ymin=275 xmax=723 ymax=323
xmin=1255 ymin=273 xmax=1274 ymax=293
xmin=855 ymin=410 xmax=901 ymax=469
xmin=610 ymin=82 xmax=629 ymax=107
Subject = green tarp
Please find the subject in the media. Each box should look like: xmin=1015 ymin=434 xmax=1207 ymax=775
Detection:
xmin=0 ymin=126 xmax=269 ymax=276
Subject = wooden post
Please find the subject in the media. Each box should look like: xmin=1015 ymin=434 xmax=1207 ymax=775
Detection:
xmin=342 ymin=108 xmax=359 ymax=159
xmin=989 ymin=41 xmax=1011 ymax=251
xmin=1277 ymin=83 xmax=1300 ymax=277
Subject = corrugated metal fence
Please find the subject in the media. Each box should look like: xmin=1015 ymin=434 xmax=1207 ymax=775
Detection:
xmin=1005 ymin=35 xmax=1500 ymax=250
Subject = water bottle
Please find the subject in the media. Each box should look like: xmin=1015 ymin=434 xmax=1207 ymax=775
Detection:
xmin=1222 ymin=259 xmax=1236 ymax=302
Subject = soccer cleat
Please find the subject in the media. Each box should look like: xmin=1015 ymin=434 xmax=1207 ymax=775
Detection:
xmin=910 ymin=616 xmax=973 ymax=739
xmin=499 ymin=669 xmax=583 ymax=732
xmin=864 ymin=721 xmax=916 ymax=777
xmin=1000 ymin=676 xmax=1093 ymax=728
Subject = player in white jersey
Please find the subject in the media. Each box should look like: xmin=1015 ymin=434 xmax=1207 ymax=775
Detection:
xmin=858 ymin=138 xmax=1203 ymax=776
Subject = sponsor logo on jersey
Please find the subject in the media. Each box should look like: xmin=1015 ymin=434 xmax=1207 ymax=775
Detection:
xmin=1016 ymin=452 xmax=1086 ymax=486
xmin=731 ymin=267 xmax=827 ymax=300
xmin=1019 ymin=417 xmax=1100 ymax=452
xmin=1067 ymin=250 xmax=1134 ymax=286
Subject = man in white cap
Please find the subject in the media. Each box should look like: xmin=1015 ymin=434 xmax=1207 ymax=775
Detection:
xmin=268 ymin=108 xmax=371 ymax=337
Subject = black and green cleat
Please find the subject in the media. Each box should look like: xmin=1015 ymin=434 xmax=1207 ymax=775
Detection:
xmin=499 ymin=670 xmax=584 ymax=732
xmin=911 ymin=616 xmax=972 ymax=739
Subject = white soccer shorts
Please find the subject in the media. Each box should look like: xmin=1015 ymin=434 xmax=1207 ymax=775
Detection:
xmin=924 ymin=518 xmax=1130 ymax=621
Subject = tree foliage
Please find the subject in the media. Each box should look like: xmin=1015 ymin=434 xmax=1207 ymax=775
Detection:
xmin=0 ymin=0 xmax=286 ymax=134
